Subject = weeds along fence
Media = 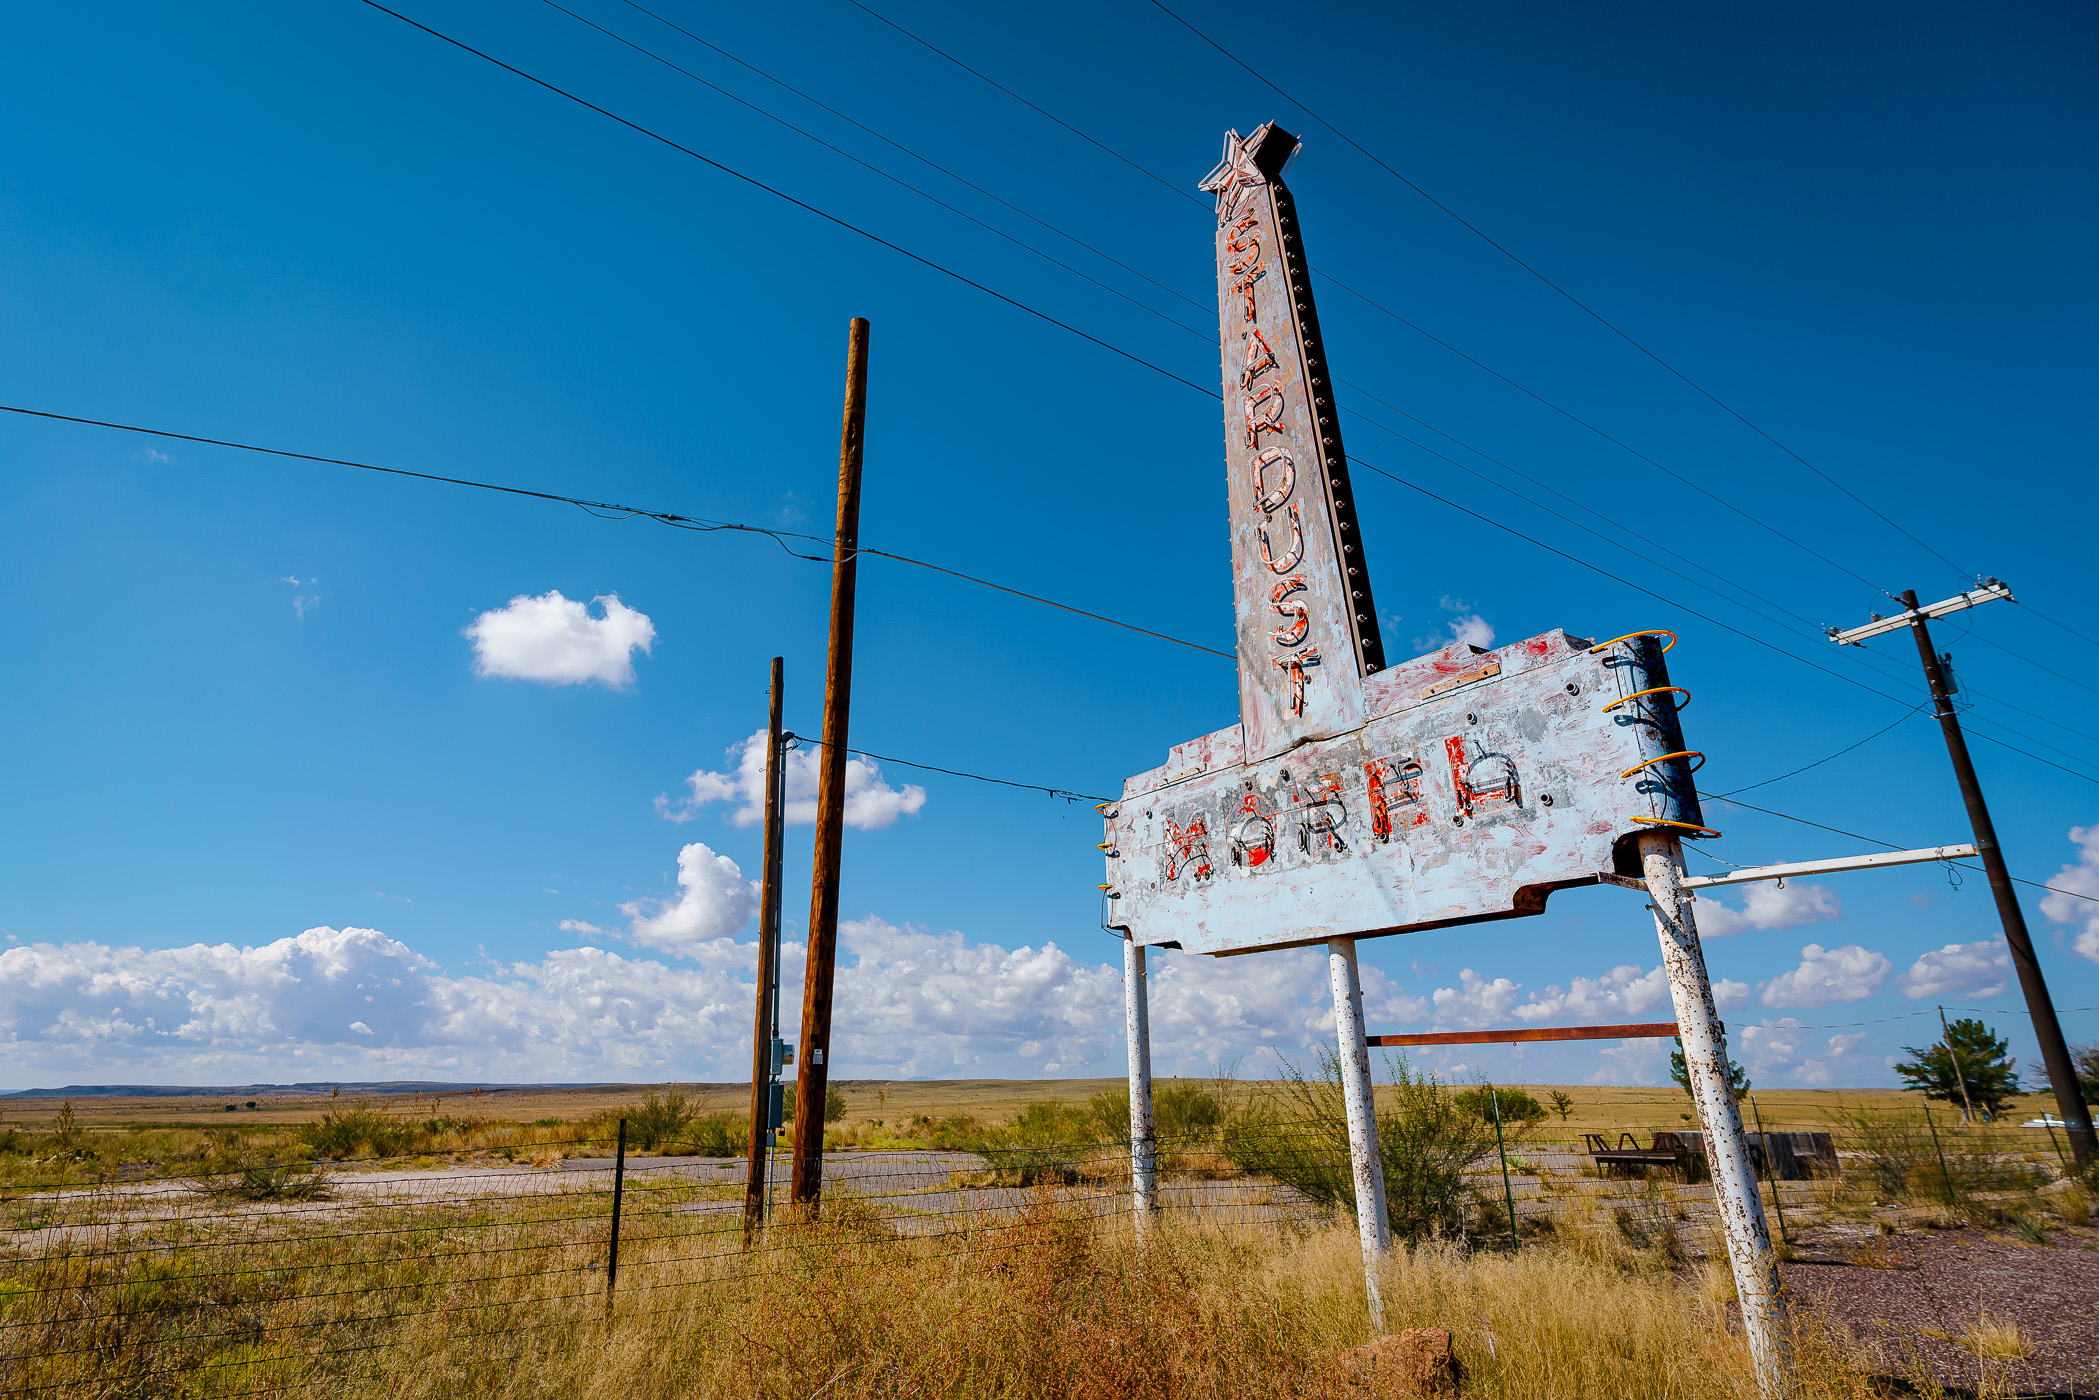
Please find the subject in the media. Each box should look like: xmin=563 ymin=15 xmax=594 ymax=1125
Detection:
xmin=2 ymin=1100 xmax=2079 ymax=1397
xmin=0 ymin=1124 xmax=1397 ymax=1397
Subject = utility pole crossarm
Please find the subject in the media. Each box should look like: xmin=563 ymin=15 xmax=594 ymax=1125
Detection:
xmin=1827 ymin=580 xmax=2012 ymax=646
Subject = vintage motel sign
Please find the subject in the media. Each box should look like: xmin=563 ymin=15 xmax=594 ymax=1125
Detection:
xmin=1098 ymin=123 xmax=1707 ymax=957
xmin=1105 ymin=125 xmax=1785 ymax=1389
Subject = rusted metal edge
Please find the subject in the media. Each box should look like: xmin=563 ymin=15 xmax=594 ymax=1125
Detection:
xmin=1265 ymin=162 xmax=1384 ymax=680
xmin=1367 ymin=1021 xmax=1693 ymax=1047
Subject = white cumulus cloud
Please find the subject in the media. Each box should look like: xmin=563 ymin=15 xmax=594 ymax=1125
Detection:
xmin=464 ymin=591 xmax=654 ymax=687
xmin=2040 ymin=824 xmax=2099 ymax=963
xmin=1513 ymin=964 xmax=1670 ymax=1023
xmin=1145 ymin=946 xmax=1428 ymax=1073
xmin=658 ymin=730 xmax=926 ymax=831
xmin=0 ymin=917 xmax=1916 ymax=1091
xmin=619 ymin=843 xmax=758 ymax=954
xmin=1739 ymin=1021 xmax=1870 ymax=1086
xmin=1692 ymin=880 xmax=1842 ymax=937
xmin=1759 ymin=943 xmax=1892 ymax=1008
xmin=1896 ymin=938 xmax=2010 ymax=1000
xmin=1425 ymin=962 xmax=1744 ymax=1031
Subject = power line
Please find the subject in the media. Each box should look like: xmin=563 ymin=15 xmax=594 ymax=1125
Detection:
xmin=538 ymin=0 xmax=1211 ymax=343
xmin=1966 ymin=629 xmax=2099 ymax=699
xmin=2020 ymin=600 xmax=2099 ymax=654
xmin=0 ymin=402 xmax=1228 ymax=660
xmin=356 ymin=1 xmax=1211 ymax=398
xmin=789 ymin=735 xmax=1111 ymax=804
xmin=43 ymin=13 xmax=2099 ymax=795
xmin=830 ymin=0 xmax=1975 ymax=622
xmin=575 ymin=0 xmax=1916 ymax=665
xmin=842 ymin=0 xmax=1207 ymax=211
xmin=1315 ymin=272 xmax=1889 ymax=596
xmin=616 ymin=0 xmax=1216 ymax=320
xmin=1342 ymin=443 xmax=2099 ymax=786
xmin=859 ymin=549 xmax=1228 ymax=659
xmin=1708 ymin=705 xmax=1926 ymax=798
xmin=1147 ymin=0 xmax=1971 ymax=588
xmin=440 ymin=0 xmax=2098 ymax=762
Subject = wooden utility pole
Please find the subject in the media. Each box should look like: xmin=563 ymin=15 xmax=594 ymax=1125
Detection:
xmin=742 ymin=657 xmax=786 ymax=1238
xmin=1897 ymin=588 xmax=2094 ymax=1163
xmin=791 ymin=318 xmax=869 ymax=1210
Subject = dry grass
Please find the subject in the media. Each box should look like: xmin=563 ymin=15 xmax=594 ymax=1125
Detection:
xmin=0 ymin=1192 xmax=1919 ymax=1400
xmin=1957 ymin=1308 xmax=2038 ymax=1362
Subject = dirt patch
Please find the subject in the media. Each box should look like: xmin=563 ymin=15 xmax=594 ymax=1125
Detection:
xmin=1781 ymin=1218 xmax=2099 ymax=1396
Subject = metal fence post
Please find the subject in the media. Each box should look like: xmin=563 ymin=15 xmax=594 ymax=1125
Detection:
xmin=606 ymin=1117 xmax=626 ymax=1312
xmin=1490 ymin=1088 xmax=1518 ymax=1247
xmin=1923 ymin=1102 xmax=1956 ymax=1206
xmin=1748 ymin=1094 xmax=1790 ymax=1247
xmin=1328 ymin=937 xmax=1389 ymax=1332
xmin=1641 ymin=830 xmax=1789 ymax=1395
xmin=1124 ymin=936 xmax=1158 ymax=1230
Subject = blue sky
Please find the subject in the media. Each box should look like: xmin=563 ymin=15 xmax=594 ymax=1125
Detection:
xmin=1 ymin=0 xmax=2094 ymax=1090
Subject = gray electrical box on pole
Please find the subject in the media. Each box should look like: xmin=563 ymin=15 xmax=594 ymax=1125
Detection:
xmin=1832 ymin=581 xmax=2096 ymax=1164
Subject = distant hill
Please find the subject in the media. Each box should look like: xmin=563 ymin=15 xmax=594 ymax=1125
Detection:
xmin=0 ymin=1081 xmax=609 ymax=1099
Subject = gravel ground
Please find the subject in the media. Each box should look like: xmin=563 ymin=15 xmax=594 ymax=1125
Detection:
xmin=1780 ymin=1218 xmax=2099 ymax=1397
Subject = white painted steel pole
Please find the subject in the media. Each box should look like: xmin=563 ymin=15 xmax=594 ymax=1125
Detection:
xmin=1328 ymin=937 xmax=1389 ymax=1331
xmin=1641 ymin=830 xmax=1790 ymax=1394
xmin=1124 ymin=936 xmax=1159 ymax=1230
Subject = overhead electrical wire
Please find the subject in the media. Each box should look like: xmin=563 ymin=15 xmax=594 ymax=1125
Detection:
xmin=830 ymin=0 xmax=2099 ymax=730
xmin=2019 ymin=601 xmax=2099 ymax=654
xmin=788 ymin=735 xmax=1111 ymax=804
xmin=544 ymin=1 xmax=1928 ymax=687
xmin=841 ymin=0 xmax=1206 ymax=211
xmin=839 ymin=0 xmax=1929 ymax=603
xmin=517 ymin=1 xmax=2099 ymax=730
xmin=355 ymin=0 xmax=1212 ymax=398
xmin=26 ymin=8 xmax=2088 ymax=796
xmin=536 ymin=0 xmax=1211 ymax=343
xmin=19 ymin=390 xmax=2095 ymax=809
xmin=570 ymin=0 xmax=1852 ymax=641
xmin=1145 ymin=0 xmax=1972 ymax=589
xmin=1339 ymin=442 xmax=2099 ymax=784
xmin=353 ymin=2 xmax=1954 ymax=711
xmin=1707 ymin=705 xmax=1926 ymax=797
xmin=613 ymin=0 xmax=1216 ymax=322
xmin=0 ymin=403 xmax=1228 ymax=661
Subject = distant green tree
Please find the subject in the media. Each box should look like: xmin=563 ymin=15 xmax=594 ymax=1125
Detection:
xmin=2032 ymin=1042 xmax=2099 ymax=1105
xmin=1669 ymin=1037 xmax=1749 ymax=1099
xmin=1452 ymin=1084 xmax=1548 ymax=1129
xmin=826 ymin=1085 xmax=847 ymax=1124
xmin=1896 ymin=1018 xmax=2018 ymax=1119
xmin=1546 ymin=1090 xmax=1575 ymax=1123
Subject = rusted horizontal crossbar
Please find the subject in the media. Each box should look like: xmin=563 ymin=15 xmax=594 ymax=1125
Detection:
xmin=1367 ymin=1021 xmax=1683 ymax=1047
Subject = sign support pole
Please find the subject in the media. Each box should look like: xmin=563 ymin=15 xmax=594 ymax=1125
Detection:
xmin=1641 ymin=829 xmax=1789 ymax=1394
xmin=791 ymin=317 xmax=869 ymax=1212
xmin=1124 ymin=937 xmax=1158 ymax=1230
xmin=1327 ymin=936 xmax=1388 ymax=1331
xmin=742 ymin=657 xmax=786 ymax=1240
